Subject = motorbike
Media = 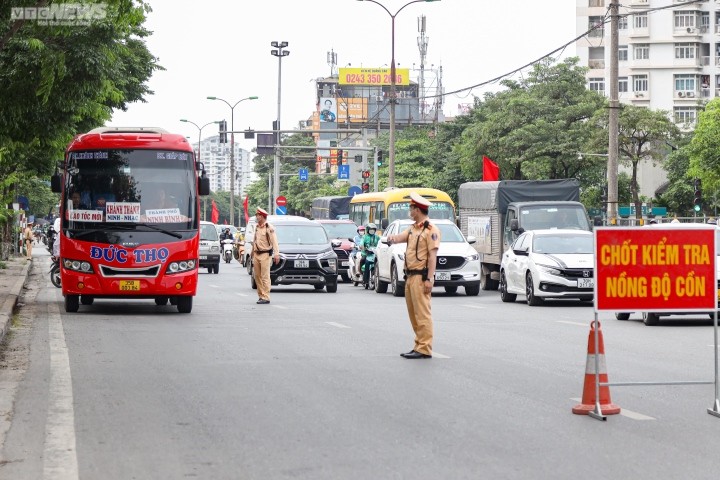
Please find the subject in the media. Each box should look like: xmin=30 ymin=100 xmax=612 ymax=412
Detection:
xmin=50 ymin=256 xmax=61 ymax=288
xmin=347 ymin=247 xmax=364 ymax=287
xmin=362 ymin=246 xmax=376 ymax=290
xmin=46 ymin=226 xmax=56 ymax=254
xmin=221 ymin=239 xmax=234 ymax=264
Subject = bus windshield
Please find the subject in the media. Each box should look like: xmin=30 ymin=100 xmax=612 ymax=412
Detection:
xmin=387 ymin=201 xmax=455 ymax=223
xmin=64 ymin=149 xmax=197 ymax=232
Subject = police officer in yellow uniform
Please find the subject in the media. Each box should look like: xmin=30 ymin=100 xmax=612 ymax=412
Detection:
xmin=386 ymin=192 xmax=441 ymax=359
xmin=252 ymin=207 xmax=280 ymax=304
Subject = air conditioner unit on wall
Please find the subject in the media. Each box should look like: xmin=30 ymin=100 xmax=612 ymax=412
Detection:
xmin=687 ymin=91 xmax=695 ymax=97
xmin=687 ymin=27 xmax=696 ymax=34
xmin=678 ymin=91 xmax=686 ymax=97
xmin=634 ymin=91 xmax=644 ymax=97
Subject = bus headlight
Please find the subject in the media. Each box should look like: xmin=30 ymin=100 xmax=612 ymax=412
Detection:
xmin=62 ymin=258 xmax=95 ymax=274
xmin=167 ymin=259 xmax=197 ymax=274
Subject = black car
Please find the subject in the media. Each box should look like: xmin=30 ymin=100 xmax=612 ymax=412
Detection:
xmin=249 ymin=217 xmax=339 ymax=292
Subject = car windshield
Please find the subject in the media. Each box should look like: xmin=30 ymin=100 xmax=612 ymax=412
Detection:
xmin=320 ymin=223 xmax=358 ymax=239
xmin=532 ymin=234 xmax=593 ymax=254
xmin=436 ymin=223 xmax=466 ymax=243
xmin=200 ymin=224 xmax=219 ymax=241
xmin=275 ymin=225 xmax=329 ymax=245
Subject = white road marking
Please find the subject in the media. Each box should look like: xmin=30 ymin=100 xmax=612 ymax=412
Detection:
xmin=570 ymin=398 xmax=655 ymax=420
xmin=461 ymin=304 xmax=486 ymax=309
xmin=44 ymin=301 xmax=79 ymax=479
xmin=432 ymin=352 xmax=450 ymax=359
xmin=235 ymin=292 xmax=248 ymax=297
xmin=557 ymin=320 xmax=590 ymax=327
xmin=209 ymin=284 xmax=220 ymax=288
xmin=326 ymin=321 xmax=350 ymax=329
xmin=273 ymin=305 xmax=288 ymax=310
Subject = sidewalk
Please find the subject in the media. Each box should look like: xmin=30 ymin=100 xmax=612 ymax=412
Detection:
xmin=0 ymin=256 xmax=32 ymax=342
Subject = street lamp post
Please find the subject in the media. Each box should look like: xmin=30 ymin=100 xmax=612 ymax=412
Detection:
xmin=356 ymin=0 xmax=440 ymax=188
xmin=180 ymin=119 xmax=221 ymax=221
xmin=271 ymin=41 xmax=289 ymax=207
xmin=207 ymin=95 xmax=258 ymax=225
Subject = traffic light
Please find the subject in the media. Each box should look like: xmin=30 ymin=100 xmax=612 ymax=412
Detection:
xmin=219 ymin=120 xmax=227 ymax=143
xmin=337 ymin=149 xmax=344 ymax=165
xmin=362 ymin=170 xmax=371 ymax=179
xmin=362 ymin=183 xmax=370 ymax=193
xmin=693 ymin=178 xmax=702 ymax=212
xmin=601 ymin=184 xmax=608 ymax=204
xmin=377 ymin=149 xmax=383 ymax=167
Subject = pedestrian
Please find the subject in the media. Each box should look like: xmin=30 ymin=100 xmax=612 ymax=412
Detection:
xmin=23 ymin=223 xmax=33 ymax=260
xmin=385 ymin=192 xmax=441 ymax=359
xmin=252 ymin=207 xmax=280 ymax=304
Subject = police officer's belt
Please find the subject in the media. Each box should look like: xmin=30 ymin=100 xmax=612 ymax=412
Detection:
xmin=405 ymin=269 xmax=426 ymax=276
xmin=255 ymin=249 xmax=272 ymax=254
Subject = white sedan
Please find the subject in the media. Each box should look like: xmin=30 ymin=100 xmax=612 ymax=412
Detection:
xmin=500 ymin=229 xmax=594 ymax=305
xmin=375 ymin=219 xmax=481 ymax=296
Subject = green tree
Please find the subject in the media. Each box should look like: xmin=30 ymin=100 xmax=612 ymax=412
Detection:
xmin=688 ymin=98 xmax=720 ymax=215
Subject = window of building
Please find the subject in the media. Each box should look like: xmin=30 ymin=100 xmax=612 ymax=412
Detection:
xmin=619 ymin=77 xmax=628 ymax=93
xmin=589 ymin=0 xmax=604 ymax=7
xmin=619 ymin=46 xmax=628 ymax=61
xmin=589 ymin=16 xmax=604 ymax=37
xmin=634 ymin=44 xmax=650 ymax=60
xmin=589 ymin=78 xmax=605 ymax=92
xmin=618 ymin=16 xmax=628 ymax=30
xmin=634 ymin=13 xmax=648 ymax=29
xmin=634 ymin=75 xmax=648 ymax=92
xmin=675 ymin=43 xmax=696 ymax=59
xmin=674 ymin=12 xmax=696 ymax=29
xmin=675 ymin=74 xmax=696 ymax=91
xmin=674 ymin=107 xmax=697 ymax=125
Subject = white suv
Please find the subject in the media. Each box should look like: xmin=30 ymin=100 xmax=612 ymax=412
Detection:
xmin=375 ymin=219 xmax=481 ymax=296
xmin=199 ymin=221 xmax=221 ymax=274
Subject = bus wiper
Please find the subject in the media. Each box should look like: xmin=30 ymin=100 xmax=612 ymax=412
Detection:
xmin=135 ymin=223 xmax=183 ymax=239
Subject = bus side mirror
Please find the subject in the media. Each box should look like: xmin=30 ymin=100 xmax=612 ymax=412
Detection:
xmin=198 ymin=176 xmax=210 ymax=196
xmin=51 ymin=174 xmax=62 ymax=193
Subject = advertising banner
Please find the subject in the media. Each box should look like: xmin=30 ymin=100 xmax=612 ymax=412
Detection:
xmin=338 ymin=67 xmax=410 ymax=86
xmin=594 ymin=226 xmax=717 ymax=312
xmin=337 ymin=98 xmax=368 ymax=123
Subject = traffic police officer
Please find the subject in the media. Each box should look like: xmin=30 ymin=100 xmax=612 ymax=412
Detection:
xmin=386 ymin=192 xmax=441 ymax=359
xmin=253 ymin=207 xmax=280 ymax=304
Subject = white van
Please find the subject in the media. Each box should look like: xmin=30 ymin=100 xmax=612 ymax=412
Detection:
xmin=199 ymin=221 xmax=221 ymax=274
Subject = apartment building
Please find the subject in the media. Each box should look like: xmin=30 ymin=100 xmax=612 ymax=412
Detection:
xmin=192 ymin=135 xmax=257 ymax=197
xmin=576 ymin=0 xmax=715 ymax=198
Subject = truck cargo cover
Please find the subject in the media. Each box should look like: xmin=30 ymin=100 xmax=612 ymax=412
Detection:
xmin=458 ymin=179 xmax=580 ymax=213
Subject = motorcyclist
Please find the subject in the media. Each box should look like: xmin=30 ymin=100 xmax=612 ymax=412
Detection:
xmin=360 ymin=223 xmax=380 ymax=287
xmin=219 ymin=228 xmax=233 ymax=242
xmin=352 ymin=225 xmax=365 ymax=255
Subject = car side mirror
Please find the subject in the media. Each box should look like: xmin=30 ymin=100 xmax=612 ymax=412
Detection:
xmin=513 ymin=248 xmax=529 ymax=256
xmin=466 ymin=235 xmax=476 ymax=245
xmin=331 ymin=240 xmax=342 ymax=247
xmin=380 ymin=236 xmax=389 ymax=245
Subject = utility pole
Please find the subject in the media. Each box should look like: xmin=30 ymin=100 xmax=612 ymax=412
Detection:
xmin=607 ymin=2 xmax=620 ymax=225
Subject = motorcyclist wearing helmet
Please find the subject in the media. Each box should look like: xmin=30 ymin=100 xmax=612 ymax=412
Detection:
xmin=360 ymin=223 xmax=380 ymax=287
xmin=219 ymin=227 xmax=233 ymax=242
xmin=352 ymin=225 xmax=365 ymax=255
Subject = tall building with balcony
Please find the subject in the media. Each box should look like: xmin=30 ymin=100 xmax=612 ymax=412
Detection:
xmin=193 ymin=135 xmax=257 ymax=197
xmin=576 ymin=0 xmax=715 ymax=198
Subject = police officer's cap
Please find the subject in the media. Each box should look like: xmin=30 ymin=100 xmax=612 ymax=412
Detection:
xmin=256 ymin=207 xmax=269 ymax=218
xmin=409 ymin=192 xmax=432 ymax=212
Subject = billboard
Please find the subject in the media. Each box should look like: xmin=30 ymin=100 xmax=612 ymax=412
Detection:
xmin=319 ymin=97 xmax=337 ymax=123
xmin=338 ymin=67 xmax=410 ymax=86
xmin=337 ymin=98 xmax=368 ymax=123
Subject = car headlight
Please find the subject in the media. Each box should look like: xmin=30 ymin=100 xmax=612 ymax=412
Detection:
xmin=318 ymin=249 xmax=335 ymax=259
xmin=167 ymin=259 xmax=197 ymax=274
xmin=464 ymin=253 xmax=479 ymax=261
xmin=210 ymin=245 xmax=220 ymax=252
xmin=537 ymin=264 xmax=562 ymax=276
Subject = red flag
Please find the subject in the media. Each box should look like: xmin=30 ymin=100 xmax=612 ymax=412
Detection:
xmin=211 ymin=200 xmax=219 ymax=224
xmin=243 ymin=195 xmax=250 ymax=224
xmin=482 ymin=156 xmax=500 ymax=181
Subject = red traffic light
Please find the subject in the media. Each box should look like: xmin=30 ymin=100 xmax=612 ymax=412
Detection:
xmin=361 ymin=183 xmax=370 ymax=193
xmin=362 ymin=170 xmax=370 ymax=179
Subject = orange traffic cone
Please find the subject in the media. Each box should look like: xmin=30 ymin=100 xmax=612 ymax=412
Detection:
xmin=572 ymin=321 xmax=621 ymax=415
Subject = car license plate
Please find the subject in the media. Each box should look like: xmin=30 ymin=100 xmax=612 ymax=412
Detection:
xmin=199 ymin=255 xmax=207 ymax=260
xmin=294 ymin=260 xmax=309 ymax=268
xmin=577 ymin=278 xmax=594 ymax=288
xmin=435 ymin=272 xmax=451 ymax=281
xmin=341 ymin=261 xmax=349 ymax=267
xmin=119 ymin=280 xmax=140 ymax=291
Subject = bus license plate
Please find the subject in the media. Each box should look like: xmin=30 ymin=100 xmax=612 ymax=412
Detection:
xmin=577 ymin=278 xmax=594 ymax=288
xmin=435 ymin=272 xmax=451 ymax=281
xmin=294 ymin=260 xmax=309 ymax=268
xmin=119 ymin=280 xmax=140 ymax=291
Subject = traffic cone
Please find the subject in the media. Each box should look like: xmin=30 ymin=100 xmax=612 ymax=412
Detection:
xmin=572 ymin=321 xmax=621 ymax=415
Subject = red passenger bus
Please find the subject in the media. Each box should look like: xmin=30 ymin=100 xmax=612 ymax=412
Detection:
xmin=51 ymin=127 xmax=210 ymax=313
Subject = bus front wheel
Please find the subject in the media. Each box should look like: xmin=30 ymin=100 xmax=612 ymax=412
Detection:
xmin=65 ymin=294 xmax=79 ymax=313
xmin=177 ymin=296 xmax=192 ymax=313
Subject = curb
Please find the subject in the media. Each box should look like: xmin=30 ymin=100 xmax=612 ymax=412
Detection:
xmin=0 ymin=259 xmax=32 ymax=343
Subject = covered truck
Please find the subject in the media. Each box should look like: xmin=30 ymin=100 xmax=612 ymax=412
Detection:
xmin=311 ymin=195 xmax=351 ymax=220
xmin=458 ymin=179 xmax=591 ymax=290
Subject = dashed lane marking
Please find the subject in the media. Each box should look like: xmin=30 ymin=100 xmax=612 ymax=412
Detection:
xmin=326 ymin=322 xmax=350 ymax=329
xmin=556 ymin=320 xmax=589 ymax=327
xmin=461 ymin=304 xmax=486 ymax=309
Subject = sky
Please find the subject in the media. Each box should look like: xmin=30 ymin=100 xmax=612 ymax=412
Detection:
xmin=109 ymin=1 xmax=578 ymax=153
